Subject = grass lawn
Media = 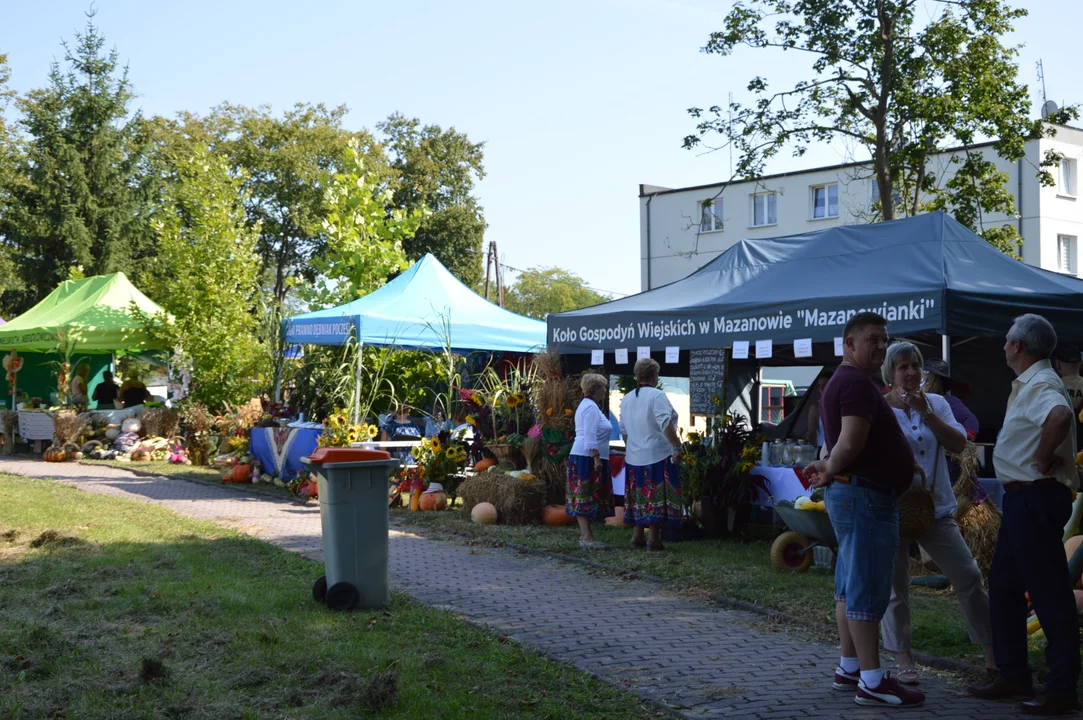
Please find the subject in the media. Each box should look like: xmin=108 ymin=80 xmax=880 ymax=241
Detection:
xmin=78 ymin=459 xmax=305 ymax=502
xmin=0 ymin=476 xmax=664 ymax=719
xmin=392 ymin=509 xmax=991 ymax=668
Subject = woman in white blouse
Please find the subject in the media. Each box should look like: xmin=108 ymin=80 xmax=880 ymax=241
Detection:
xmin=619 ymin=358 xmax=683 ymax=551
xmin=567 ymin=373 xmax=615 ymax=549
xmin=880 ymin=342 xmax=994 ymax=684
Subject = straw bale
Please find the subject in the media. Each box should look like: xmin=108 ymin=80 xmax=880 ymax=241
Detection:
xmin=458 ymin=472 xmax=546 ymax=525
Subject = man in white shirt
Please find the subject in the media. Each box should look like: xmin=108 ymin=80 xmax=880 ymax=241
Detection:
xmin=969 ymin=314 xmax=1080 ymax=716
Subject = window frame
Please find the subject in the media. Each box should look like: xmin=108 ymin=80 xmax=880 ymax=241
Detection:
xmin=1059 ymin=158 xmax=1077 ymax=198
xmin=810 ymin=182 xmax=840 ymax=220
xmin=1058 ymin=234 xmax=1078 ymax=275
xmin=750 ymin=191 xmax=778 ymax=228
xmin=760 ymin=384 xmax=787 ymax=424
xmin=699 ymin=198 xmax=724 ymax=233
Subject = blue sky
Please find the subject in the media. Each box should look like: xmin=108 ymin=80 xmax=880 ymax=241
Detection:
xmin=2 ymin=1 xmax=1080 ymax=297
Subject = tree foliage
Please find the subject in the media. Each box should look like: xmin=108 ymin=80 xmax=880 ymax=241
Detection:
xmin=504 ymin=267 xmax=610 ymax=320
xmin=685 ymin=0 xmax=1078 ymax=254
xmin=0 ymin=14 xmax=154 ymax=310
xmin=379 ymin=113 xmax=486 ymax=287
xmin=296 ymin=140 xmax=424 ymax=307
xmin=0 ymin=54 xmax=25 ymax=316
xmin=140 ymin=145 xmax=265 ymax=408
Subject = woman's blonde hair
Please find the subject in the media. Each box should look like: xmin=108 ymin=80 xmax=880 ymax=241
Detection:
xmin=580 ymin=373 xmax=608 ymax=397
xmin=633 ymin=358 xmax=660 ymax=384
xmin=881 ymin=341 xmax=923 ymax=386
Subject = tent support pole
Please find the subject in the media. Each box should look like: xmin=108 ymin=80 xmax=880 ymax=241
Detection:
xmin=352 ymin=340 xmax=364 ymax=425
xmin=942 ymin=335 xmax=951 ymax=371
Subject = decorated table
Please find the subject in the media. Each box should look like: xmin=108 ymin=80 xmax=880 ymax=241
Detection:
xmin=249 ymin=424 xmax=323 ymax=480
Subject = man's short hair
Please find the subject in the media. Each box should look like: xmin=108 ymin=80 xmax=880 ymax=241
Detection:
xmin=1055 ymin=345 xmax=1082 ymax=364
xmin=844 ymin=311 xmax=887 ymax=338
xmin=1009 ymin=314 xmax=1058 ymax=359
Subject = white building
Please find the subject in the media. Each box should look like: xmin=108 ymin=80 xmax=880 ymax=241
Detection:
xmin=639 ymin=123 xmax=1083 ymax=290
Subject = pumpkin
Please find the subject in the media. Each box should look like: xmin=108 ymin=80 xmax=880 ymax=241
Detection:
xmin=43 ymin=445 xmax=68 ymax=463
xmin=420 ymin=491 xmax=447 ymax=512
xmin=473 ymin=458 xmax=497 ymax=473
xmin=230 ymin=463 xmax=252 ymax=483
xmin=542 ymin=505 xmax=576 ymax=527
xmin=471 ymin=502 xmax=497 ymax=524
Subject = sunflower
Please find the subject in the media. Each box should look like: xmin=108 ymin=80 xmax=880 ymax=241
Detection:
xmin=410 ymin=445 xmax=421 ymax=460
xmin=685 ymin=455 xmax=697 ymax=467
xmin=366 ymin=424 xmax=379 ymax=439
xmin=513 ymin=393 xmax=528 ymax=406
xmin=430 ymin=437 xmax=442 ymax=455
xmin=505 ymin=395 xmax=519 ymax=409
xmin=421 ymin=437 xmax=432 ymax=450
xmin=347 ymin=428 xmax=360 ymax=444
xmin=471 ymin=394 xmax=485 ymax=406
xmin=465 ymin=415 xmax=477 ymax=426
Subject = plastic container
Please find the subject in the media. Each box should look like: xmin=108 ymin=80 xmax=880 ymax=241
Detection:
xmin=301 ymin=447 xmax=401 ymax=611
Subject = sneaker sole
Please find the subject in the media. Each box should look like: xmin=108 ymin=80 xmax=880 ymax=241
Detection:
xmin=832 ymin=681 xmax=858 ymax=691
xmin=855 ymin=696 xmax=925 ymax=708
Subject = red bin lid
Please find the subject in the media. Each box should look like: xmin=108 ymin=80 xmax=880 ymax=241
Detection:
xmin=305 ymin=447 xmax=392 ymax=464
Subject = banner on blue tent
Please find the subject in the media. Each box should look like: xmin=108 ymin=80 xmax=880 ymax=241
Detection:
xmin=547 ymin=294 xmax=940 ymax=352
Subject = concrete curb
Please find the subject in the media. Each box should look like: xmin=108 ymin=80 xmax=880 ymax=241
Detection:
xmin=397 ymin=519 xmax=990 ymax=680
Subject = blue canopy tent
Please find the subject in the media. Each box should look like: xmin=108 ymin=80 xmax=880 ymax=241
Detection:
xmin=282 ymin=253 xmax=547 ymax=419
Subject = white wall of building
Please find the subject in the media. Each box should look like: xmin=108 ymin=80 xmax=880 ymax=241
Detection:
xmin=640 ymin=128 xmax=1083 ymax=290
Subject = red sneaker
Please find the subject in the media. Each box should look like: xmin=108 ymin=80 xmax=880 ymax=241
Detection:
xmin=833 ymin=667 xmax=859 ymax=691
xmin=856 ymin=674 xmax=926 ymax=707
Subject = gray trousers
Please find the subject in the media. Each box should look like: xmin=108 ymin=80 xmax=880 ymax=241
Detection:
xmin=881 ymin=515 xmax=993 ymax=653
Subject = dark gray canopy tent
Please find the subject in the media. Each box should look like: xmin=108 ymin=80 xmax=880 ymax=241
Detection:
xmin=548 ymin=212 xmax=1083 ymax=435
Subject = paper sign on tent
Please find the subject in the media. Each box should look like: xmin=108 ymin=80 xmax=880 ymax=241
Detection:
xmin=794 ymin=338 xmax=813 ymax=358
xmin=591 ymin=349 xmax=604 ymax=365
xmin=732 ymin=341 xmax=749 ymax=359
xmin=615 ymin=348 xmax=629 ymax=364
xmin=637 ymin=346 xmax=650 ymax=360
xmin=833 ymin=337 xmax=844 ymax=356
xmin=665 ymin=346 xmax=679 ymax=363
xmin=755 ymin=340 xmax=773 ymax=358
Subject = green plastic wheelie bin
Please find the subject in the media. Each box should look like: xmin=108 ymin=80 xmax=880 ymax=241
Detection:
xmin=301 ymin=447 xmax=400 ymax=611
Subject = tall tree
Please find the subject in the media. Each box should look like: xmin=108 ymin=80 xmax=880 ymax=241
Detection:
xmin=297 ymin=139 xmax=424 ymax=308
xmin=504 ymin=267 xmax=610 ymax=320
xmin=0 ymin=54 xmax=26 ymax=316
xmin=379 ymin=113 xmax=486 ymax=286
xmin=0 ymin=13 xmax=154 ymax=310
xmin=685 ymin=0 xmax=1077 ymax=253
xmin=140 ymin=145 xmax=264 ymax=409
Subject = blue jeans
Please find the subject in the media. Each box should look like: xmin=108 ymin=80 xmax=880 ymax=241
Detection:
xmin=827 ymin=481 xmax=900 ymax=622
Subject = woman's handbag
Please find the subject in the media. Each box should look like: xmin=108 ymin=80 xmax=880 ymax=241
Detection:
xmin=899 ymin=448 xmax=939 ymax=541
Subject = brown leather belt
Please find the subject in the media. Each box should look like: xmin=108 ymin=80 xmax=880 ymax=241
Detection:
xmin=1003 ymin=478 xmax=1059 ymax=493
xmin=831 ymin=473 xmax=898 ymax=496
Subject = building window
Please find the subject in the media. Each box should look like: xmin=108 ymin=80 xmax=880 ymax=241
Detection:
xmin=1058 ymin=234 xmax=1077 ymax=274
xmin=811 ymin=183 xmax=839 ymax=219
xmin=751 ymin=191 xmax=777 ymax=227
xmin=870 ymin=179 xmax=903 ymax=212
xmin=1059 ymin=159 xmax=1077 ymax=197
xmin=761 ymin=385 xmax=786 ymax=423
xmin=699 ymin=199 xmax=723 ymax=232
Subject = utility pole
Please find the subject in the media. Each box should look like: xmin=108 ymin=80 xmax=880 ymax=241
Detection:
xmin=483 ymin=241 xmax=494 ymax=301
xmin=493 ymin=241 xmax=505 ymax=307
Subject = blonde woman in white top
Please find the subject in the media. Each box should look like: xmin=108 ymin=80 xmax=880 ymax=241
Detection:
xmin=880 ymin=341 xmax=994 ymax=684
xmin=619 ymin=358 xmax=682 ymax=551
xmin=567 ymin=373 xmax=615 ymax=549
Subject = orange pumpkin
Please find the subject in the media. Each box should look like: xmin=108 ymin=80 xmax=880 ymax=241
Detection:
xmin=473 ymin=458 xmax=497 ymax=473
xmin=230 ymin=463 xmax=252 ymax=483
xmin=419 ymin=491 xmax=447 ymax=511
xmin=542 ymin=505 xmax=576 ymax=527
xmin=43 ymin=445 xmax=68 ymax=463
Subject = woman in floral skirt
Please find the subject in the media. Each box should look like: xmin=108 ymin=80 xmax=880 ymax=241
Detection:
xmin=567 ymin=373 xmax=615 ymax=549
xmin=620 ymin=358 xmax=683 ymax=551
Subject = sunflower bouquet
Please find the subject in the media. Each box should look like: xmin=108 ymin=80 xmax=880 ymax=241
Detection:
xmin=317 ymin=409 xmax=379 ymax=448
xmin=409 ymin=429 xmax=469 ymax=498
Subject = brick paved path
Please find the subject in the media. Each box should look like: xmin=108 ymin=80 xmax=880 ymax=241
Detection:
xmin=0 ymin=458 xmax=1036 ymax=719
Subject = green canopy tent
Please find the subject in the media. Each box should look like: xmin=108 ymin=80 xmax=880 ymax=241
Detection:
xmin=0 ymin=273 xmax=171 ymax=405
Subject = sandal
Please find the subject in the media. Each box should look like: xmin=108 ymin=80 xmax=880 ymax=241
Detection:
xmin=896 ymin=667 xmax=920 ymax=686
xmin=630 ymin=539 xmax=647 ymax=549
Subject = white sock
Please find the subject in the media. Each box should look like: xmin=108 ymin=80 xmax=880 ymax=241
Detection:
xmin=860 ymin=668 xmax=884 ymax=688
xmin=839 ymin=656 xmax=859 ymax=673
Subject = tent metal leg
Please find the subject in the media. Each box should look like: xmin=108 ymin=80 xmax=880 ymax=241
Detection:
xmin=942 ymin=335 xmax=951 ymax=370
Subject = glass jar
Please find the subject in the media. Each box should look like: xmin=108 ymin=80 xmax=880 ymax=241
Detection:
xmin=769 ymin=439 xmax=784 ymax=467
xmin=780 ymin=439 xmax=795 ymax=467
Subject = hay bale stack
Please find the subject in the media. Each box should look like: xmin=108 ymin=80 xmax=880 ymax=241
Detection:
xmin=458 ymin=472 xmax=545 ymax=525
xmin=530 ymin=349 xmax=580 ymax=505
xmin=952 ymin=457 xmax=1001 ymax=577
xmin=141 ymin=407 xmax=180 ymax=439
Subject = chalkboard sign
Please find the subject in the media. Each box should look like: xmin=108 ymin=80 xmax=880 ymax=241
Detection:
xmin=689 ymin=348 xmax=725 ymax=415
